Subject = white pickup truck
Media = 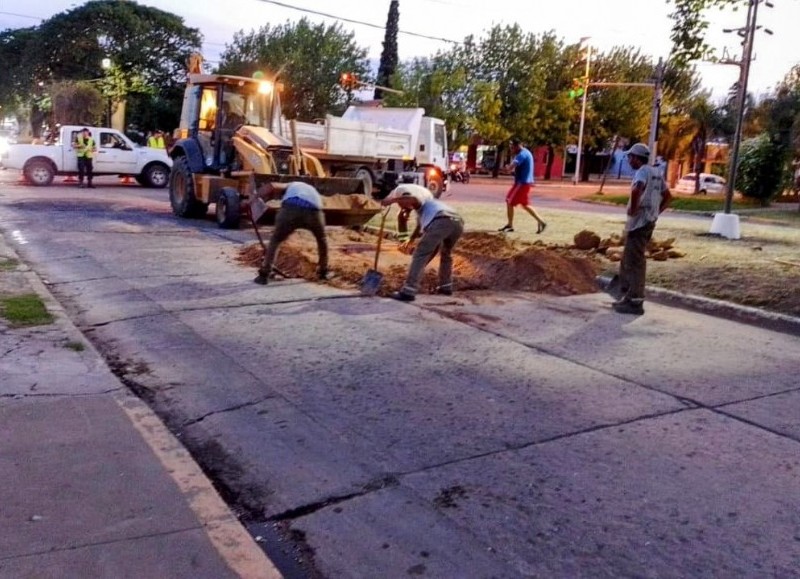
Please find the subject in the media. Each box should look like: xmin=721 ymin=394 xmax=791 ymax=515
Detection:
xmin=0 ymin=125 xmax=172 ymax=188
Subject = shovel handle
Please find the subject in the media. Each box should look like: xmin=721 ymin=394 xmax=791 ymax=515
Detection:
xmin=374 ymin=207 xmax=391 ymax=270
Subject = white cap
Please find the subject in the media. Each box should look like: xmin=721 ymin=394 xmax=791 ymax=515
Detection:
xmin=390 ymin=183 xmax=433 ymax=203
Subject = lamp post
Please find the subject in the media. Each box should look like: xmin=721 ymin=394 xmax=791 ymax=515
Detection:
xmin=101 ymin=58 xmax=112 ymax=128
xmin=573 ymin=37 xmax=591 ymax=185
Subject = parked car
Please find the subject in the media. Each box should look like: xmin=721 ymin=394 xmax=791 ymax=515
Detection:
xmin=674 ymin=173 xmax=727 ymax=195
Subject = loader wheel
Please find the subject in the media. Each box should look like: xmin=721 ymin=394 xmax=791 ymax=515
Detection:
xmin=169 ymin=157 xmax=208 ymax=218
xmin=24 ymin=159 xmax=55 ymax=186
xmin=215 ymin=187 xmax=241 ymax=229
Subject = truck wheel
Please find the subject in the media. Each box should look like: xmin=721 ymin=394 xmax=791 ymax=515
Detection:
xmin=215 ymin=187 xmax=241 ymax=229
xmin=355 ymin=167 xmax=374 ymax=197
xmin=169 ymin=157 xmax=208 ymax=218
xmin=24 ymin=160 xmax=55 ymax=186
xmin=427 ymin=172 xmax=444 ymax=198
xmin=141 ymin=162 xmax=170 ymax=189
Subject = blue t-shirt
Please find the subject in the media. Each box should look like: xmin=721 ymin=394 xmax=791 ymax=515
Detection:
xmin=513 ymin=147 xmax=534 ymax=184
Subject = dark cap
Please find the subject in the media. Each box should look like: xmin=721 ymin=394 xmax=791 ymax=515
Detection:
xmin=81 ymin=127 xmax=91 ymax=132
xmin=510 ymin=138 xmax=522 ymax=146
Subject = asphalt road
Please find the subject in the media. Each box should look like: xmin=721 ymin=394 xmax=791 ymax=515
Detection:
xmin=1 ymin=171 xmax=799 ymax=578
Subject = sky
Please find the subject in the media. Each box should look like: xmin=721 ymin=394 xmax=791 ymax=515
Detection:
xmin=2 ymin=0 xmax=798 ymax=100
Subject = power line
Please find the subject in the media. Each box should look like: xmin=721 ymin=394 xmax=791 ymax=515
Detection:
xmin=252 ymin=0 xmax=460 ymax=45
xmin=0 ymin=11 xmax=44 ymax=21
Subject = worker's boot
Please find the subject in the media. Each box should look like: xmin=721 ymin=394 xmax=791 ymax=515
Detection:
xmin=390 ymin=290 xmax=415 ymax=302
xmin=612 ymin=299 xmax=644 ymax=315
xmin=253 ymin=268 xmax=269 ymax=285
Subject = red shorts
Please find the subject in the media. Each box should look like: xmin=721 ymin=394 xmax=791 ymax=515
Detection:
xmin=506 ymin=183 xmax=533 ymax=206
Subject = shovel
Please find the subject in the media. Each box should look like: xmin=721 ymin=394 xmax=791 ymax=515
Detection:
xmin=360 ymin=207 xmax=391 ymax=296
xmin=248 ymin=193 xmax=289 ymax=279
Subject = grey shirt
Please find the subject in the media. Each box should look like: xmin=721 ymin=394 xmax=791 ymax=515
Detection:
xmin=626 ymin=165 xmax=667 ymax=232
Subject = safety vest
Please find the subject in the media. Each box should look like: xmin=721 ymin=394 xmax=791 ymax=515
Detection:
xmin=75 ymin=134 xmax=95 ymax=159
xmin=148 ymin=135 xmax=165 ymax=149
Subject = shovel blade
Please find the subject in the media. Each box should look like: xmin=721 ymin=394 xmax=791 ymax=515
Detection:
xmin=360 ymin=269 xmax=384 ymax=296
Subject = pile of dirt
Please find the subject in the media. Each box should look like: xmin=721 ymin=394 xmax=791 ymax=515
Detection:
xmin=236 ymin=229 xmax=603 ymax=297
xmin=573 ymin=229 xmax=686 ymax=262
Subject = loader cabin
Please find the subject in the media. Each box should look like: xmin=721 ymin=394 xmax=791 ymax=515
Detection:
xmin=177 ymin=73 xmax=284 ymax=170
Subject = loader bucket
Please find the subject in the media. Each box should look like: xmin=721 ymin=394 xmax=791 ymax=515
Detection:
xmin=252 ymin=174 xmax=382 ymax=227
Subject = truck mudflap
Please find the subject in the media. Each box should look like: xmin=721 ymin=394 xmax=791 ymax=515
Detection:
xmin=252 ymin=173 xmax=382 ymax=227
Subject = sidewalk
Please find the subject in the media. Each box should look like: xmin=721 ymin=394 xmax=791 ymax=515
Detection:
xmin=0 ymin=235 xmax=279 ymax=578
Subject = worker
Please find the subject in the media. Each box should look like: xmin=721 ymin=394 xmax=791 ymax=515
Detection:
xmin=612 ymin=142 xmax=672 ymax=315
xmin=147 ymin=130 xmax=166 ymax=149
xmin=74 ymin=127 xmax=96 ymax=188
xmin=391 ymin=183 xmax=433 ymax=242
xmin=253 ymin=181 xmax=330 ymax=285
xmin=381 ymin=185 xmax=464 ymax=301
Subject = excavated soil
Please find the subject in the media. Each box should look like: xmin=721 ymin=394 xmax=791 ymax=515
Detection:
xmin=235 ymin=228 xmax=604 ymax=297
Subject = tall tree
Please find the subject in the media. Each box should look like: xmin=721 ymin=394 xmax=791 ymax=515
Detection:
xmin=668 ymin=0 xmax=743 ymax=67
xmin=0 ymin=0 xmax=201 ymax=134
xmin=217 ymin=18 xmax=370 ymax=120
xmin=374 ymin=0 xmax=399 ymax=100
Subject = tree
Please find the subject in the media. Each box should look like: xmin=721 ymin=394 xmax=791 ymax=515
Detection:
xmin=374 ymin=0 xmax=399 ymax=101
xmin=0 ymin=0 xmax=201 ymax=133
xmin=218 ymin=18 xmax=370 ymax=120
xmin=50 ymin=82 xmax=105 ymax=126
xmin=737 ymin=133 xmax=785 ymax=205
xmin=668 ymin=0 xmax=744 ymax=67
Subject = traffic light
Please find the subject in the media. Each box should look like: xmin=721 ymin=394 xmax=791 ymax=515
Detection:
xmin=568 ymin=77 xmax=586 ymax=99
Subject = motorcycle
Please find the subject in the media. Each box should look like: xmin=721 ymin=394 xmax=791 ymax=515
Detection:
xmin=448 ymin=162 xmax=470 ymax=184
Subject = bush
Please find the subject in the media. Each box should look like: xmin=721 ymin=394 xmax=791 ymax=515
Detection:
xmin=736 ymin=134 xmax=788 ymax=206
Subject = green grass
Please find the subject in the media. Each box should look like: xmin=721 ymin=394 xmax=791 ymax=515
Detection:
xmin=64 ymin=340 xmax=85 ymax=352
xmin=0 ymin=258 xmax=19 ymax=271
xmin=580 ymin=194 xmax=763 ymax=213
xmin=0 ymin=293 xmax=54 ymax=327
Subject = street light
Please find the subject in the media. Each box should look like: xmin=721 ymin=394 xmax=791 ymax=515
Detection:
xmin=101 ymin=58 xmax=112 ymax=127
xmin=573 ymin=37 xmax=591 ymax=185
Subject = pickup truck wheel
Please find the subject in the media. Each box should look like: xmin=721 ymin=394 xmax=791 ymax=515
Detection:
xmin=141 ymin=162 xmax=170 ymax=188
xmin=215 ymin=187 xmax=241 ymax=229
xmin=24 ymin=160 xmax=55 ymax=186
xmin=169 ymin=157 xmax=207 ymax=218
xmin=355 ymin=167 xmax=374 ymax=197
xmin=427 ymin=172 xmax=444 ymax=198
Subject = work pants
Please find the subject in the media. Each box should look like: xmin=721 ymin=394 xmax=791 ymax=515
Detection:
xmin=260 ymin=205 xmax=328 ymax=277
xmin=619 ymin=221 xmax=656 ymax=303
xmin=402 ymin=215 xmax=463 ymax=295
xmin=77 ymin=157 xmax=93 ymax=185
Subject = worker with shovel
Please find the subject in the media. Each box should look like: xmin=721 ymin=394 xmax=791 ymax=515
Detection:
xmin=253 ymin=181 xmax=330 ymax=285
xmin=381 ymin=185 xmax=464 ymax=302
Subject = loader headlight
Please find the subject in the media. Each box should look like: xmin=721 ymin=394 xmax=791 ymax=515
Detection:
xmin=258 ymin=80 xmax=273 ymax=94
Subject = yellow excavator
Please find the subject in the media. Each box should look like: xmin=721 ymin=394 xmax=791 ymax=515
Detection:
xmin=168 ymin=71 xmax=381 ymax=228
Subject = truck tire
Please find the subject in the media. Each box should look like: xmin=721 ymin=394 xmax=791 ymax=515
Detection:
xmin=169 ymin=157 xmax=208 ymax=218
xmin=355 ymin=167 xmax=374 ymax=197
xmin=140 ymin=162 xmax=170 ymax=189
xmin=215 ymin=187 xmax=241 ymax=229
xmin=23 ymin=159 xmax=55 ymax=187
xmin=427 ymin=172 xmax=444 ymax=198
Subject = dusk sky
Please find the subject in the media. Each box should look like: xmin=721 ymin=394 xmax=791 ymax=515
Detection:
xmin=2 ymin=0 xmax=797 ymax=99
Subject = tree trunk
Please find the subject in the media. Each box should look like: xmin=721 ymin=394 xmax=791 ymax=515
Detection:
xmin=599 ymin=136 xmax=620 ymax=194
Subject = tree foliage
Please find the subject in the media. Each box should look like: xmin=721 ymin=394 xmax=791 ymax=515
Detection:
xmin=374 ymin=0 xmax=399 ymax=100
xmin=217 ymin=18 xmax=370 ymax=120
xmin=668 ymin=0 xmax=744 ymax=67
xmin=737 ymin=133 xmax=785 ymax=204
xmin=0 ymin=0 xmax=200 ymax=132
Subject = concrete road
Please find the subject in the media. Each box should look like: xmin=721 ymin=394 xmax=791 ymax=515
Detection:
xmin=1 ymin=172 xmax=799 ymax=578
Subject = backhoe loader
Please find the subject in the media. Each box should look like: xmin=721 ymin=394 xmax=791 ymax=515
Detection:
xmin=168 ymin=73 xmax=380 ymax=229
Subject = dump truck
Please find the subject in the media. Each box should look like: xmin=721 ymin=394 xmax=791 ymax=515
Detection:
xmin=168 ymin=73 xmax=380 ymax=229
xmin=287 ymin=106 xmax=450 ymax=198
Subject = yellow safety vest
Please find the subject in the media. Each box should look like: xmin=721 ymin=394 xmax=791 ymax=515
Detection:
xmin=75 ymin=135 xmax=95 ymax=159
xmin=148 ymin=135 xmax=165 ymax=149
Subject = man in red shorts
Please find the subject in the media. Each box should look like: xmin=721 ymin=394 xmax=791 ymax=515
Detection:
xmin=498 ymin=139 xmax=547 ymax=234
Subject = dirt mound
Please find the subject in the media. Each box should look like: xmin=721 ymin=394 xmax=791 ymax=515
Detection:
xmin=236 ymin=228 xmax=604 ymax=297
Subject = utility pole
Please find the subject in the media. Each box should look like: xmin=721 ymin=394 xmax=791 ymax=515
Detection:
xmin=710 ymin=0 xmax=770 ymax=239
xmin=647 ymin=58 xmax=664 ymax=166
xmin=723 ymin=0 xmax=758 ymax=215
xmin=573 ymin=38 xmax=591 ymax=185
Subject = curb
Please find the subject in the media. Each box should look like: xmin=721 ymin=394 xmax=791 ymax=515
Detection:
xmin=597 ymin=274 xmax=800 ymax=336
xmin=0 ymin=232 xmax=280 ymax=578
